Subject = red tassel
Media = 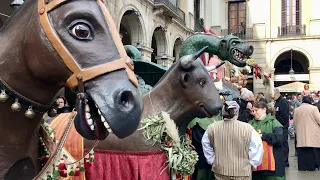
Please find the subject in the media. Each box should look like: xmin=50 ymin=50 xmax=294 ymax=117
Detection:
xmin=74 ymin=170 xmax=80 ymax=176
xmin=59 ymin=171 xmax=68 ymax=178
xmin=84 ymin=159 xmax=92 ymax=169
xmin=58 ymin=163 xmax=66 ymax=171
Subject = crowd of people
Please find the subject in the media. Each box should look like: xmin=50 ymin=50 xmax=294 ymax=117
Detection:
xmin=190 ymin=84 xmax=320 ymax=180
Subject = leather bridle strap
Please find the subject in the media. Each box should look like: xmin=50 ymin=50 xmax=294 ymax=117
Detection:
xmin=38 ymin=0 xmax=138 ymax=89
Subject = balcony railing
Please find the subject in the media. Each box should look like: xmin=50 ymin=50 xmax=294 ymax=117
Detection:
xmin=221 ymin=28 xmax=253 ymax=39
xmin=154 ymin=0 xmax=185 ymax=25
xmin=278 ymin=25 xmax=306 ymax=37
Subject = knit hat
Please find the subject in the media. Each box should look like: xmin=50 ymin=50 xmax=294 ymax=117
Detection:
xmin=225 ymin=101 xmax=240 ymax=116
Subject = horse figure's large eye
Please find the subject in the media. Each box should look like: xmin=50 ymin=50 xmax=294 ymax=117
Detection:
xmin=232 ymin=42 xmax=236 ymax=46
xmin=69 ymin=20 xmax=93 ymax=41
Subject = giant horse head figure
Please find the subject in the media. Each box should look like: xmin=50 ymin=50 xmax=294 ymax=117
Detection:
xmin=0 ymin=0 xmax=142 ymax=178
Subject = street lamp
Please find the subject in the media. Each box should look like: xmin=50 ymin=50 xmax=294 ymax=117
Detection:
xmin=161 ymin=54 xmax=168 ymax=67
xmin=289 ymin=49 xmax=295 ymax=80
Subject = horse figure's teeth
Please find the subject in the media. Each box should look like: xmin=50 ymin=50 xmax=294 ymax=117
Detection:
xmin=103 ymin=121 xmax=110 ymax=129
xmin=103 ymin=121 xmax=112 ymax=133
xmin=90 ymin=125 xmax=95 ymax=131
xmin=98 ymin=109 xmax=101 ymax=115
xmin=101 ymin=115 xmax=106 ymax=122
xmin=85 ymin=105 xmax=90 ymax=112
xmin=95 ymin=104 xmax=98 ymax=108
xmin=87 ymin=118 xmax=93 ymax=125
xmin=85 ymin=112 xmax=91 ymax=119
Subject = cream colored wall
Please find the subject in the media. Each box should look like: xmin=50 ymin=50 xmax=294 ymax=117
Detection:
xmin=208 ymin=0 xmax=227 ymax=33
xmin=308 ymin=0 xmax=320 ymax=36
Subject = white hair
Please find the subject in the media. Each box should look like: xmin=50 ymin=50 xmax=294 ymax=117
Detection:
xmin=274 ymin=88 xmax=280 ymax=94
xmin=241 ymin=88 xmax=254 ymax=101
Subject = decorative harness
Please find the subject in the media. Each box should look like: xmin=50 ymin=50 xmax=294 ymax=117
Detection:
xmin=38 ymin=0 xmax=137 ymax=89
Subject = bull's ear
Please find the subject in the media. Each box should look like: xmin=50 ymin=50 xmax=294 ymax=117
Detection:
xmin=179 ymin=72 xmax=190 ymax=89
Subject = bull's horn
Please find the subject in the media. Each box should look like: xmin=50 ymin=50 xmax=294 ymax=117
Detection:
xmin=193 ymin=46 xmax=209 ymax=60
xmin=180 ymin=46 xmax=209 ymax=69
xmin=180 ymin=55 xmax=194 ymax=69
xmin=206 ymin=62 xmax=225 ymax=72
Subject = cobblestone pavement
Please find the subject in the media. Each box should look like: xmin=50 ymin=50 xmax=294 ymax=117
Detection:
xmin=285 ymin=138 xmax=320 ymax=180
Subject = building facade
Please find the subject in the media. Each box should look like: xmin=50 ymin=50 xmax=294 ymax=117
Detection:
xmin=200 ymin=0 xmax=320 ymax=96
xmin=105 ymin=0 xmax=198 ymax=67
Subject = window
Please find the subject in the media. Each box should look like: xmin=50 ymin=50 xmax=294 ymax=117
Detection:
xmin=228 ymin=1 xmax=246 ymax=33
xmin=282 ymin=0 xmax=300 ymax=27
xmin=194 ymin=0 xmax=200 ymax=20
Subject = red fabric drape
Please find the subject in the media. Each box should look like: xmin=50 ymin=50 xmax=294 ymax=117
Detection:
xmin=84 ymin=149 xmax=170 ymax=180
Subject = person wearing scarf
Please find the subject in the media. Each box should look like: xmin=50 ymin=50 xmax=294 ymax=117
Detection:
xmin=249 ymin=102 xmax=286 ymax=180
xmin=202 ymin=101 xmax=263 ymax=180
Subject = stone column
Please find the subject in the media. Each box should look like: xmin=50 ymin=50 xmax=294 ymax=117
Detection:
xmin=139 ymin=46 xmax=153 ymax=62
xmin=269 ymin=68 xmax=275 ymax=98
xmin=309 ymin=67 xmax=320 ymax=85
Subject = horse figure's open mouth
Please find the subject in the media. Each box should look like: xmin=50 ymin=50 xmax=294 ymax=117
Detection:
xmin=74 ymin=72 xmax=143 ymax=141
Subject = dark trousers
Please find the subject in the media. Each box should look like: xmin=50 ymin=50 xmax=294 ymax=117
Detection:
xmin=283 ymin=129 xmax=289 ymax=166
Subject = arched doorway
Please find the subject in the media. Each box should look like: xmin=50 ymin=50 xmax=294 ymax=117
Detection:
xmin=151 ymin=26 xmax=167 ymax=64
xmin=274 ymin=49 xmax=309 ymax=87
xmin=119 ymin=9 xmax=143 ymax=46
xmin=173 ymin=37 xmax=183 ymax=63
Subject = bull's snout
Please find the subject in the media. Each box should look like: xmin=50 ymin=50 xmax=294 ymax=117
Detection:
xmin=212 ymin=101 xmax=223 ymax=116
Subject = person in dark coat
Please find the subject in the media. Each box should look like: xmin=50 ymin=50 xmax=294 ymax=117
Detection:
xmin=274 ymin=89 xmax=290 ymax=167
xmin=237 ymin=88 xmax=255 ymax=123
xmin=249 ymin=102 xmax=286 ymax=180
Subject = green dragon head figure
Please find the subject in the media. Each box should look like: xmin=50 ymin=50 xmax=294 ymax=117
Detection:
xmin=179 ymin=33 xmax=254 ymax=67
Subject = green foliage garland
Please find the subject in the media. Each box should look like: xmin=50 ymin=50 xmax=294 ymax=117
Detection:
xmin=139 ymin=112 xmax=199 ymax=178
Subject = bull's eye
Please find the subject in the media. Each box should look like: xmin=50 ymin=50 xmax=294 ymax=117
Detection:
xmin=69 ymin=20 xmax=94 ymax=41
xmin=232 ymin=42 xmax=236 ymax=46
xmin=199 ymin=79 xmax=206 ymax=87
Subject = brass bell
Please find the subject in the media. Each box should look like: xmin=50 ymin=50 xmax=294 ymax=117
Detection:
xmin=0 ymin=90 xmax=9 ymax=102
xmin=11 ymin=99 xmax=21 ymax=112
xmin=25 ymin=106 xmax=36 ymax=119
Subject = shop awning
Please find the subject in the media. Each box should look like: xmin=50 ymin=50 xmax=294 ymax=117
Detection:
xmin=276 ymin=82 xmax=320 ymax=92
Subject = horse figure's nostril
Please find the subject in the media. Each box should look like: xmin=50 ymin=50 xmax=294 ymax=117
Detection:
xmin=119 ymin=91 xmax=134 ymax=109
